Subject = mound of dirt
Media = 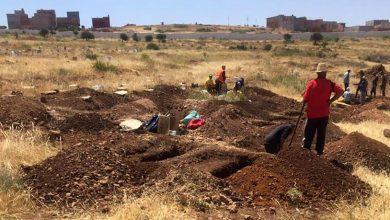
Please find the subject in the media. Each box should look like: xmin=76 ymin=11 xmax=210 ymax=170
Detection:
xmin=326 ymin=132 xmax=390 ymax=173
xmin=23 ymin=133 xmax=190 ymax=209
xmin=59 ymin=113 xmax=116 ymax=133
xmin=133 ymin=85 xmax=188 ymax=113
xmin=42 ymin=88 xmax=126 ymax=111
xmin=228 ymin=147 xmax=371 ymax=208
xmin=0 ymin=95 xmax=51 ymax=128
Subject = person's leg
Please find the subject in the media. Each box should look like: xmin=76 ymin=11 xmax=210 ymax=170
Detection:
xmin=303 ymin=118 xmax=316 ymax=150
xmin=315 ymin=117 xmax=329 ymax=155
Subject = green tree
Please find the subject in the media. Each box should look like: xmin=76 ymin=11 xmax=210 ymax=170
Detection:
xmin=120 ymin=33 xmax=129 ymax=41
xmin=156 ymin=33 xmax=167 ymax=43
xmin=73 ymin=29 xmax=79 ymax=37
xmin=146 ymin=43 xmax=160 ymax=50
xmin=310 ymin=32 xmax=324 ymax=45
xmin=81 ymin=31 xmax=95 ymax=40
xmin=39 ymin=29 xmax=49 ymax=38
xmin=145 ymin=35 xmax=153 ymax=42
xmin=132 ymin=33 xmax=140 ymax=42
xmin=283 ymin=33 xmax=292 ymax=43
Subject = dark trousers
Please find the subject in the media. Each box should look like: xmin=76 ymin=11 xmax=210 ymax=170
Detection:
xmin=344 ymin=83 xmax=349 ymax=91
xmin=302 ymin=117 xmax=329 ymax=155
xmin=215 ymin=80 xmax=222 ymax=94
xmin=370 ymin=85 xmax=377 ymax=97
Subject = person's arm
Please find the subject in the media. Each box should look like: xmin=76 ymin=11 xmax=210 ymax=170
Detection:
xmin=302 ymin=81 xmax=313 ymax=103
xmin=329 ymin=83 xmax=344 ymax=105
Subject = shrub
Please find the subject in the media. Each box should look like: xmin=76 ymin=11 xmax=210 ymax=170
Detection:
xmin=361 ymin=53 xmax=390 ymax=64
xmin=120 ymin=33 xmax=129 ymax=41
xmin=85 ymin=52 xmax=98 ymax=60
xmin=263 ymin=44 xmax=273 ymax=51
xmin=143 ymin=26 xmax=152 ymax=30
xmin=283 ymin=33 xmax=292 ymax=43
xmin=93 ymin=61 xmax=118 ymax=73
xmin=73 ymin=29 xmax=79 ymax=37
xmin=156 ymin=34 xmax=167 ymax=42
xmin=146 ymin=43 xmax=160 ymax=50
xmin=196 ymin=27 xmax=212 ymax=32
xmin=132 ymin=33 xmax=140 ymax=42
xmin=81 ymin=31 xmax=95 ymax=40
xmin=229 ymin=44 xmax=248 ymax=50
xmin=145 ymin=35 xmax=153 ymax=42
xmin=310 ymin=32 xmax=324 ymax=45
xmin=39 ymin=29 xmax=49 ymax=38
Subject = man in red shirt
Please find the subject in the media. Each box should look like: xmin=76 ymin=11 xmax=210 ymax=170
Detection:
xmin=302 ymin=63 xmax=343 ymax=155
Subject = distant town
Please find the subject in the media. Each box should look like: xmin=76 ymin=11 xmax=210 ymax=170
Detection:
xmin=2 ymin=9 xmax=390 ymax=33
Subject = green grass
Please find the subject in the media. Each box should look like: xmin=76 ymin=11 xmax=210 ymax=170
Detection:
xmin=93 ymin=61 xmax=118 ymax=73
xmin=270 ymin=72 xmax=306 ymax=93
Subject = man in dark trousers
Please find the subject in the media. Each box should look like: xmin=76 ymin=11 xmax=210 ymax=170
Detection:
xmin=214 ymin=65 xmax=226 ymax=94
xmin=264 ymin=123 xmax=295 ymax=154
xmin=302 ymin=63 xmax=343 ymax=156
xmin=381 ymin=72 xmax=388 ymax=97
xmin=370 ymin=74 xmax=379 ymax=97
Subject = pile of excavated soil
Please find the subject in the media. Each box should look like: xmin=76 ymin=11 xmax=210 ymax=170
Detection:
xmin=331 ymin=98 xmax=390 ymax=123
xmin=0 ymin=95 xmax=51 ymax=128
xmin=41 ymin=88 xmax=126 ymax=111
xmin=23 ymin=133 xmax=192 ymax=209
xmin=326 ymin=132 xmax=390 ymax=173
xmin=103 ymin=98 xmax=158 ymax=121
xmin=228 ymin=147 xmax=371 ymax=208
xmin=133 ymin=85 xmax=188 ymax=113
xmin=59 ymin=113 xmax=117 ymax=133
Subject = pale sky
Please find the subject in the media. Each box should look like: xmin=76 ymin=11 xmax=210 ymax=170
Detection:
xmin=0 ymin=0 xmax=389 ymax=27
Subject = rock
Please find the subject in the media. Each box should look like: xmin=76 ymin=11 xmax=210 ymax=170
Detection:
xmin=227 ymin=204 xmax=238 ymax=213
xmin=243 ymin=215 xmax=254 ymax=220
xmin=92 ymin=84 xmax=104 ymax=92
xmin=69 ymin=84 xmax=79 ymax=89
xmin=42 ymin=90 xmax=59 ymax=95
xmin=120 ymin=119 xmax=142 ymax=131
xmin=384 ymin=129 xmax=390 ymax=138
xmin=114 ymin=90 xmax=128 ymax=96
xmin=80 ymin=95 xmax=92 ymax=101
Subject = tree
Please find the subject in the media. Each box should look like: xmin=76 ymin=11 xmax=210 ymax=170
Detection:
xmin=73 ymin=29 xmax=79 ymax=37
xmin=81 ymin=31 xmax=95 ymax=40
xmin=310 ymin=32 xmax=324 ymax=45
xmin=39 ymin=29 xmax=49 ymax=38
xmin=146 ymin=43 xmax=160 ymax=50
xmin=120 ymin=33 xmax=129 ymax=41
xmin=156 ymin=33 xmax=167 ymax=42
xmin=283 ymin=33 xmax=292 ymax=43
xmin=145 ymin=35 xmax=153 ymax=42
xmin=132 ymin=33 xmax=140 ymax=42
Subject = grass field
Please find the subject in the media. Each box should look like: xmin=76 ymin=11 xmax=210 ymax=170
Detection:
xmin=0 ymin=33 xmax=389 ymax=219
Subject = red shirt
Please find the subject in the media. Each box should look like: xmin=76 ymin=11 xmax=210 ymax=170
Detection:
xmin=303 ymin=78 xmax=343 ymax=119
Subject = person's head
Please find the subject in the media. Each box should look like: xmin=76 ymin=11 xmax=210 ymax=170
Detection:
xmin=346 ymin=87 xmax=350 ymax=92
xmin=316 ymin=63 xmax=328 ymax=78
xmin=347 ymin=69 xmax=351 ymax=73
xmin=208 ymin=74 xmax=212 ymax=79
xmin=359 ymin=70 xmax=364 ymax=77
xmin=222 ymin=65 xmax=226 ymax=70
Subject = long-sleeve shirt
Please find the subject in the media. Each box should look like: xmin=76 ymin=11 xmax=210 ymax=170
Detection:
xmin=343 ymin=72 xmax=350 ymax=84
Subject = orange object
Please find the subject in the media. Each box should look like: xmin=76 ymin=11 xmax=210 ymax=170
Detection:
xmin=215 ymin=69 xmax=226 ymax=83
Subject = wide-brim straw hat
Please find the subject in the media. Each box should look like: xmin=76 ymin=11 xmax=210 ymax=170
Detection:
xmin=316 ymin=63 xmax=328 ymax=73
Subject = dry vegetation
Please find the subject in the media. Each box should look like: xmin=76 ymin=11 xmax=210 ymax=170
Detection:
xmin=0 ymin=33 xmax=389 ymax=219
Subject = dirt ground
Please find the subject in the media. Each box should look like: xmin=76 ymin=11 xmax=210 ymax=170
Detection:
xmin=1 ymin=81 xmax=388 ymax=218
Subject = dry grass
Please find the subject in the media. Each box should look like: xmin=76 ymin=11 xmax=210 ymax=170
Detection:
xmin=335 ymin=121 xmax=390 ymax=146
xmin=0 ymin=128 xmax=58 ymax=218
xmin=324 ymin=167 xmax=390 ymax=220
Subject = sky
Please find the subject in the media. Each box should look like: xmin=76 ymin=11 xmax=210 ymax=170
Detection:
xmin=0 ymin=0 xmax=389 ymax=27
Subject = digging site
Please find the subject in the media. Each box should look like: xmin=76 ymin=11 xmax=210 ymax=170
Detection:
xmin=1 ymin=81 xmax=389 ymax=218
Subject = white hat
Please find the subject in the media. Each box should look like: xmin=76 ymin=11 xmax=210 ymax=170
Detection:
xmin=316 ymin=63 xmax=328 ymax=73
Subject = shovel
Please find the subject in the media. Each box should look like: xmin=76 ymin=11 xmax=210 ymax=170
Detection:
xmin=288 ymin=102 xmax=306 ymax=148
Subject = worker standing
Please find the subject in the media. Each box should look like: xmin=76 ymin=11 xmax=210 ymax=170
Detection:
xmin=381 ymin=72 xmax=388 ymax=97
xmin=214 ymin=65 xmax=226 ymax=94
xmin=302 ymin=63 xmax=343 ymax=156
xmin=355 ymin=71 xmax=365 ymax=98
xmin=370 ymin=74 xmax=379 ymax=97
xmin=358 ymin=76 xmax=368 ymax=104
xmin=343 ymin=69 xmax=351 ymax=91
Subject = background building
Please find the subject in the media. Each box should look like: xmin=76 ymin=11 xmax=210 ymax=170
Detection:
xmin=92 ymin=16 xmax=110 ymax=28
xmin=266 ymin=15 xmax=345 ymax=32
xmin=7 ymin=9 xmax=30 ymax=29
xmin=57 ymin=11 xmax=80 ymax=30
xmin=30 ymin=9 xmax=56 ymax=30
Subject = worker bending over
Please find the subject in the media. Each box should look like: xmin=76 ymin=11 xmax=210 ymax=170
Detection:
xmin=264 ymin=123 xmax=295 ymax=154
xmin=302 ymin=63 xmax=343 ymax=156
xmin=205 ymin=74 xmax=215 ymax=94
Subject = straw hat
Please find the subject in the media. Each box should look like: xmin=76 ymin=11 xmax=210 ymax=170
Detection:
xmin=316 ymin=63 xmax=328 ymax=73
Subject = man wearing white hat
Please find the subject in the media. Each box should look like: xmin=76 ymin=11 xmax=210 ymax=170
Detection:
xmin=302 ymin=63 xmax=343 ymax=155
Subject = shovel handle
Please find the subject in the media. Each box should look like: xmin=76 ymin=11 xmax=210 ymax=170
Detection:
xmin=288 ymin=102 xmax=306 ymax=148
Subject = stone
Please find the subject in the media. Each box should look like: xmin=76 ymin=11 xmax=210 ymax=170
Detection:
xmin=384 ymin=129 xmax=390 ymax=138
xmin=120 ymin=119 xmax=143 ymax=131
xmin=114 ymin=90 xmax=128 ymax=96
xmin=42 ymin=90 xmax=59 ymax=95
